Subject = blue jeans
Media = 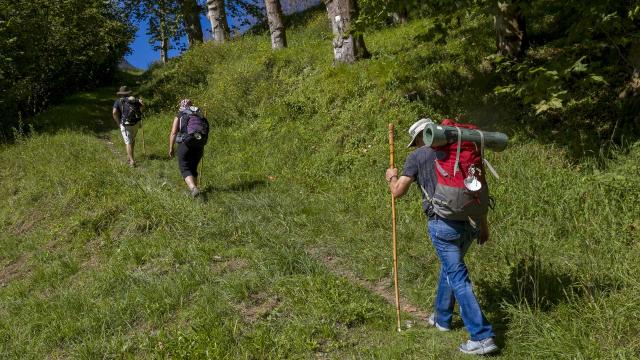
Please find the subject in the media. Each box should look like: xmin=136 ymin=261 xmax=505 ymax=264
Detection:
xmin=428 ymin=218 xmax=494 ymax=341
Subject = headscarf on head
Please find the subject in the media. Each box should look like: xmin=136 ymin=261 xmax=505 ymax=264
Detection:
xmin=179 ymin=99 xmax=193 ymax=111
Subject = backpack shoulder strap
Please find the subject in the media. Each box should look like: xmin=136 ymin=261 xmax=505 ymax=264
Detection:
xmin=179 ymin=111 xmax=190 ymax=131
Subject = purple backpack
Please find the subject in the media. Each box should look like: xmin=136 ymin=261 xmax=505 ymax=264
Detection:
xmin=177 ymin=107 xmax=209 ymax=146
xmin=186 ymin=114 xmax=206 ymax=134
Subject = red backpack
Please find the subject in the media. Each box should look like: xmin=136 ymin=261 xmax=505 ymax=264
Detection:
xmin=423 ymin=119 xmax=496 ymax=222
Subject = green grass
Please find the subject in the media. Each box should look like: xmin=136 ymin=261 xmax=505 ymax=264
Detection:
xmin=1 ymin=7 xmax=640 ymax=359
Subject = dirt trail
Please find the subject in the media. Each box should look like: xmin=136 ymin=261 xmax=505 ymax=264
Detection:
xmin=307 ymin=247 xmax=429 ymax=325
xmin=0 ymin=255 xmax=28 ymax=287
xmin=98 ymin=134 xmax=123 ymax=162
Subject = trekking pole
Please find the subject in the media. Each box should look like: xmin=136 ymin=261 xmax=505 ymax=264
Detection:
xmin=388 ymin=123 xmax=402 ymax=332
xmin=199 ymin=154 xmax=205 ymax=188
xmin=140 ymin=113 xmax=147 ymax=158
xmin=199 ymin=108 xmax=207 ymax=188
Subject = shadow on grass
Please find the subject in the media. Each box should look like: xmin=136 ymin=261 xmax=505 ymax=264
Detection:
xmin=204 ymin=179 xmax=268 ymax=193
xmin=145 ymin=153 xmax=168 ymax=161
xmin=412 ymin=21 xmax=449 ymax=45
xmin=193 ymin=180 xmax=268 ymax=202
xmin=475 ymin=252 xmax=622 ymax=348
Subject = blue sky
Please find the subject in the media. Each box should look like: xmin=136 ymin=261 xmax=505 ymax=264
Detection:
xmin=125 ymin=14 xmax=212 ymax=70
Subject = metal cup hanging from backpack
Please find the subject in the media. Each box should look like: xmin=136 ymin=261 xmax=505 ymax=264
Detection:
xmin=464 ymin=128 xmax=483 ymax=192
xmin=464 ymin=165 xmax=482 ymax=192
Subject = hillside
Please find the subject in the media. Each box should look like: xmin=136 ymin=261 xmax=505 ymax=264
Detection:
xmin=1 ymin=7 xmax=640 ymax=359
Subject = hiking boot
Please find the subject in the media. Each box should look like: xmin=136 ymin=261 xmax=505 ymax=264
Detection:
xmin=190 ymin=187 xmax=200 ymax=198
xmin=427 ymin=313 xmax=450 ymax=332
xmin=459 ymin=337 xmax=498 ymax=355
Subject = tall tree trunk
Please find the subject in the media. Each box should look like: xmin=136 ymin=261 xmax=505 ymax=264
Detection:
xmin=160 ymin=33 xmax=168 ymax=64
xmin=207 ymin=0 xmax=230 ymax=43
xmin=494 ymin=1 xmax=527 ymax=57
xmin=264 ymin=0 xmax=287 ymax=49
xmin=323 ymin=0 xmax=370 ymax=64
xmin=179 ymin=0 xmax=203 ymax=46
xmin=159 ymin=3 xmax=168 ymax=64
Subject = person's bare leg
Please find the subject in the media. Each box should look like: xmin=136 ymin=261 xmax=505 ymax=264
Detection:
xmin=126 ymin=141 xmax=136 ymax=165
xmin=185 ymin=176 xmax=197 ymax=189
xmin=185 ymin=176 xmax=200 ymax=197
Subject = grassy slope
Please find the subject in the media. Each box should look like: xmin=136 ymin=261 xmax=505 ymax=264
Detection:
xmin=1 ymin=8 xmax=640 ymax=359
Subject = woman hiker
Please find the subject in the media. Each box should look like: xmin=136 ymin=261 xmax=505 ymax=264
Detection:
xmin=168 ymin=99 xmax=209 ymax=198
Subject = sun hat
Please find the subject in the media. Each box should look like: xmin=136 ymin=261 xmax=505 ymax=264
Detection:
xmin=407 ymin=118 xmax=434 ymax=147
xmin=117 ymin=85 xmax=132 ymax=96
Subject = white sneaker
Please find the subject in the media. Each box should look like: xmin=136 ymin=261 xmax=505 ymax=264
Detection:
xmin=427 ymin=313 xmax=450 ymax=332
xmin=459 ymin=337 xmax=498 ymax=355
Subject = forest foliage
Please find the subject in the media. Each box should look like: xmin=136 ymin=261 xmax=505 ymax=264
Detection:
xmin=1 ymin=0 xmax=640 ymax=154
xmin=354 ymin=0 xmax=640 ymax=154
xmin=135 ymin=0 xmax=640 ymax=157
xmin=0 ymin=0 xmax=134 ymax=140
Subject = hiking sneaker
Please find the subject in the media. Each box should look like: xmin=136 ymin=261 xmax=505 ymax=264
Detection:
xmin=427 ymin=313 xmax=450 ymax=332
xmin=459 ymin=337 xmax=498 ymax=355
xmin=190 ymin=187 xmax=200 ymax=198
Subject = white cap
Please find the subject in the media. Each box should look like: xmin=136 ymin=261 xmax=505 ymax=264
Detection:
xmin=407 ymin=118 xmax=433 ymax=147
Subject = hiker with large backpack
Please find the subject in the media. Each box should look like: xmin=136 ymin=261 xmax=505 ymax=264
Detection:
xmin=168 ymin=99 xmax=209 ymax=198
xmin=385 ymin=118 xmax=498 ymax=355
xmin=112 ymin=85 xmax=144 ymax=167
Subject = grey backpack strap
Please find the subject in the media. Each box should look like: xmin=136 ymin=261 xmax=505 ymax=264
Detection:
xmin=484 ymin=159 xmax=500 ymax=180
xmin=454 ymin=126 xmax=462 ymax=175
xmin=420 ymin=183 xmax=447 ymax=207
xmin=467 ymin=216 xmax=480 ymax=230
xmin=434 ymin=160 xmax=449 ymax=177
xmin=476 ymin=129 xmax=500 ymax=180
xmin=419 ymin=184 xmax=431 ymax=202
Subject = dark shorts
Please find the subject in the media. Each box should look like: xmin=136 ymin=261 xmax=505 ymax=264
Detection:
xmin=177 ymin=142 xmax=204 ymax=179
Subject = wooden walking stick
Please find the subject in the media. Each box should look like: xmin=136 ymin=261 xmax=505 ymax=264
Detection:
xmin=388 ymin=123 xmax=402 ymax=332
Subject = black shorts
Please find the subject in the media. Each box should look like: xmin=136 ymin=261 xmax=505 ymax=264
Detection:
xmin=177 ymin=142 xmax=204 ymax=179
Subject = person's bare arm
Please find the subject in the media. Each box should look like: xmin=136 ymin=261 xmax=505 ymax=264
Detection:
xmin=112 ymin=108 xmax=120 ymax=126
xmin=385 ymin=167 xmax=413 ymax=198
xmin=168 ymin=117 xmax=179 ymax=158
